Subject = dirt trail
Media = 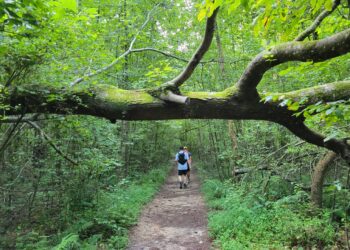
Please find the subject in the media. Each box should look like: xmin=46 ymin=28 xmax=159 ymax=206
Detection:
xmin=127 ymin=167 xmax=211 ymax=250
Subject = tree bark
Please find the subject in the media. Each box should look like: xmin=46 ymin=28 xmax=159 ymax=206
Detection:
xmin=2 ymin=81 xmax=350 ymax=161
xmin=310 ymin=151 xmax=337 ymax=208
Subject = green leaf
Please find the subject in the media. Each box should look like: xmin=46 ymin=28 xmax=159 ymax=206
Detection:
xmin=313 ymin=0 xmax=326 ymax=14
xmin=228 ymin=0 xmax=241 ymax=14
xmin=197 ymin=8 xmax=207 ymax=21
xmin=59 ymin=0 xmax=77 ymax=13
xmin=325 ymin=107 xmax=335 ymax=115
xmin=325 ymin=185 xmax=336 ymax=192
xmin=287 ymin=102 xmax=299 ymax=111
xmin=324 ymin=0 xmax=333 ymax=11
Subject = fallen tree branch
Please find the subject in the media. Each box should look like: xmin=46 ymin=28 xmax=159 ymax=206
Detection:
xmin=4 ymin=81 xmax=349 ymax=120
xmin=234 ymin=166 xmax=271 ymax=175
xmin=2 ymin=81 xmax=349 ymax=161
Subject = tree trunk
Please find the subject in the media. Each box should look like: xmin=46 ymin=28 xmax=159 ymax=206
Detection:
xmin=214 ymin=22 xmax=225 ymax=75
xmin=2 ymin=82 xmax=350 ymax=162
xmin=310 ymin=151 xmax=337 ymax=208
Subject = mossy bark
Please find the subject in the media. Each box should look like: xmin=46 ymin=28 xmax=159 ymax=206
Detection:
xmin=2 ymin=82 xmax=349 ymax=121
xmin=236 ymin=28 xmax=350 ymax=92
xmin=1 ymin=82 xmax=350 ymax=161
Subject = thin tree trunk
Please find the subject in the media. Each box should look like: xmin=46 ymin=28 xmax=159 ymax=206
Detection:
xmin=214 ymin=22 xmax=225 ymax=75
xmin=208 ymin=121 xmax=222 ymax=179
xmin=310 ymin=151 xmax=337 ymax=208
xmin=227 ymin=120 xmax=238 ymax=150
xmin=196 ymin=121 xmax=203 ymax=162
xmin=120 ymin=121 xmax=130 ymax=177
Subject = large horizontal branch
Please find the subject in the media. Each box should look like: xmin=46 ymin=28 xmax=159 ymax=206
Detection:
xmin=4 ymin=81 xmax=349 ymax=120
xmin=236 ymin=28 xmax=350 ymax=93
xmin=3 ymin=81 xmax=349 ymax=160
xmin=265 ymin=81 xmax=350 ymax=105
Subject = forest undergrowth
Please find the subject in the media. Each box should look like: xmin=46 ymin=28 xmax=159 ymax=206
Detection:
xmin=202 ymin=177 xmax=348 ymax=250
xmin=2 ymin=166 xmax=169 ymax=250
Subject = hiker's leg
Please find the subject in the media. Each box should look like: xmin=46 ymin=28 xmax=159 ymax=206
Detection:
xmin=178 ymin=174 xmax=182 ymax=182
xmin=187 ymin=166 xmax=191 ymax=182
xmin=183 ymin=172 xmax=188 ymax=188
xmin=178 ymin=170 xmax=184 ymax=188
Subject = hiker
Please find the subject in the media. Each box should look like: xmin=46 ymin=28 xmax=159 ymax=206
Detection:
xmin=175 ymin=146 xmax=189 ymax=189
xmin=184 ymin=146 xmax=192 ymax=183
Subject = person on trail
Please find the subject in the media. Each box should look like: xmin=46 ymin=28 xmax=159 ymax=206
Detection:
xmin=175 ymin=146 xmax=189 ymax=189
xmin=184 ymin=146 xmax=192 ymax=183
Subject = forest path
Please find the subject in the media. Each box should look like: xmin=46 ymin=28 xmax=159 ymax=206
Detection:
xmin=127 ymin=166 xmax=211 ymax=250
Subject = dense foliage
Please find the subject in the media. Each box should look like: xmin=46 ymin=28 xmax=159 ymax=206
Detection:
xmin=0 ymin=0 xmax=349 ymax=249
xmin=197 ymin=120 xmax=350 ymax=249
xmin=203 ymin=179 xmax=337 ymax=249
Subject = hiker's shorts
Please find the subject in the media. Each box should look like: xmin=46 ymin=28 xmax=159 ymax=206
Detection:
xmin=178 ymin=170 xmax=188 ymax=175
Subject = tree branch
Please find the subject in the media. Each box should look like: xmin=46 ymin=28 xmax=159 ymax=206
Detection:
xmin=0 ymin=114 xmax=56 ymax=123
xmin=26 ymin=121 xmax=78 ymax=165
xmin=163 ymin=8 xmax=219 ymax=88
xmin=131 ymin=47 xmax=190 ymax=63
xmin=2 ymin=80 xmax=350 ymax=161
xmin=160 ymin=90 xmax=189 ymax=104
xmin=4 ymin=81 xmax=349 ymax=119
xmin=0 ymin=113 xmax=25 ymax=154
xmin=277 ymin=116 xmax=349 ymax=163
xmin=131 ymin=47 xmax=250 ymax=64
xmin=294 ymin=0 xmax=341 ymax=42
xmin=266 ymin=81 xmax=350 ymax=105
xmin=236 ymin=28 xmax=350 ymax=93
xmin=70 ymin=4 xmax=159 ymax=86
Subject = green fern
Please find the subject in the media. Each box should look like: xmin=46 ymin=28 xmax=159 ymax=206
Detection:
xmin=54 ymin=234 xmax=80 ymax=250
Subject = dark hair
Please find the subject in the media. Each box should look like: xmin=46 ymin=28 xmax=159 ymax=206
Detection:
xmin=179 ymin=146 xmax=184 ymax=150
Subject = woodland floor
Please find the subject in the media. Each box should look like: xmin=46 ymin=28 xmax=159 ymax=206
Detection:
xmin=127 ymin=166 xmax=211 ymax=250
